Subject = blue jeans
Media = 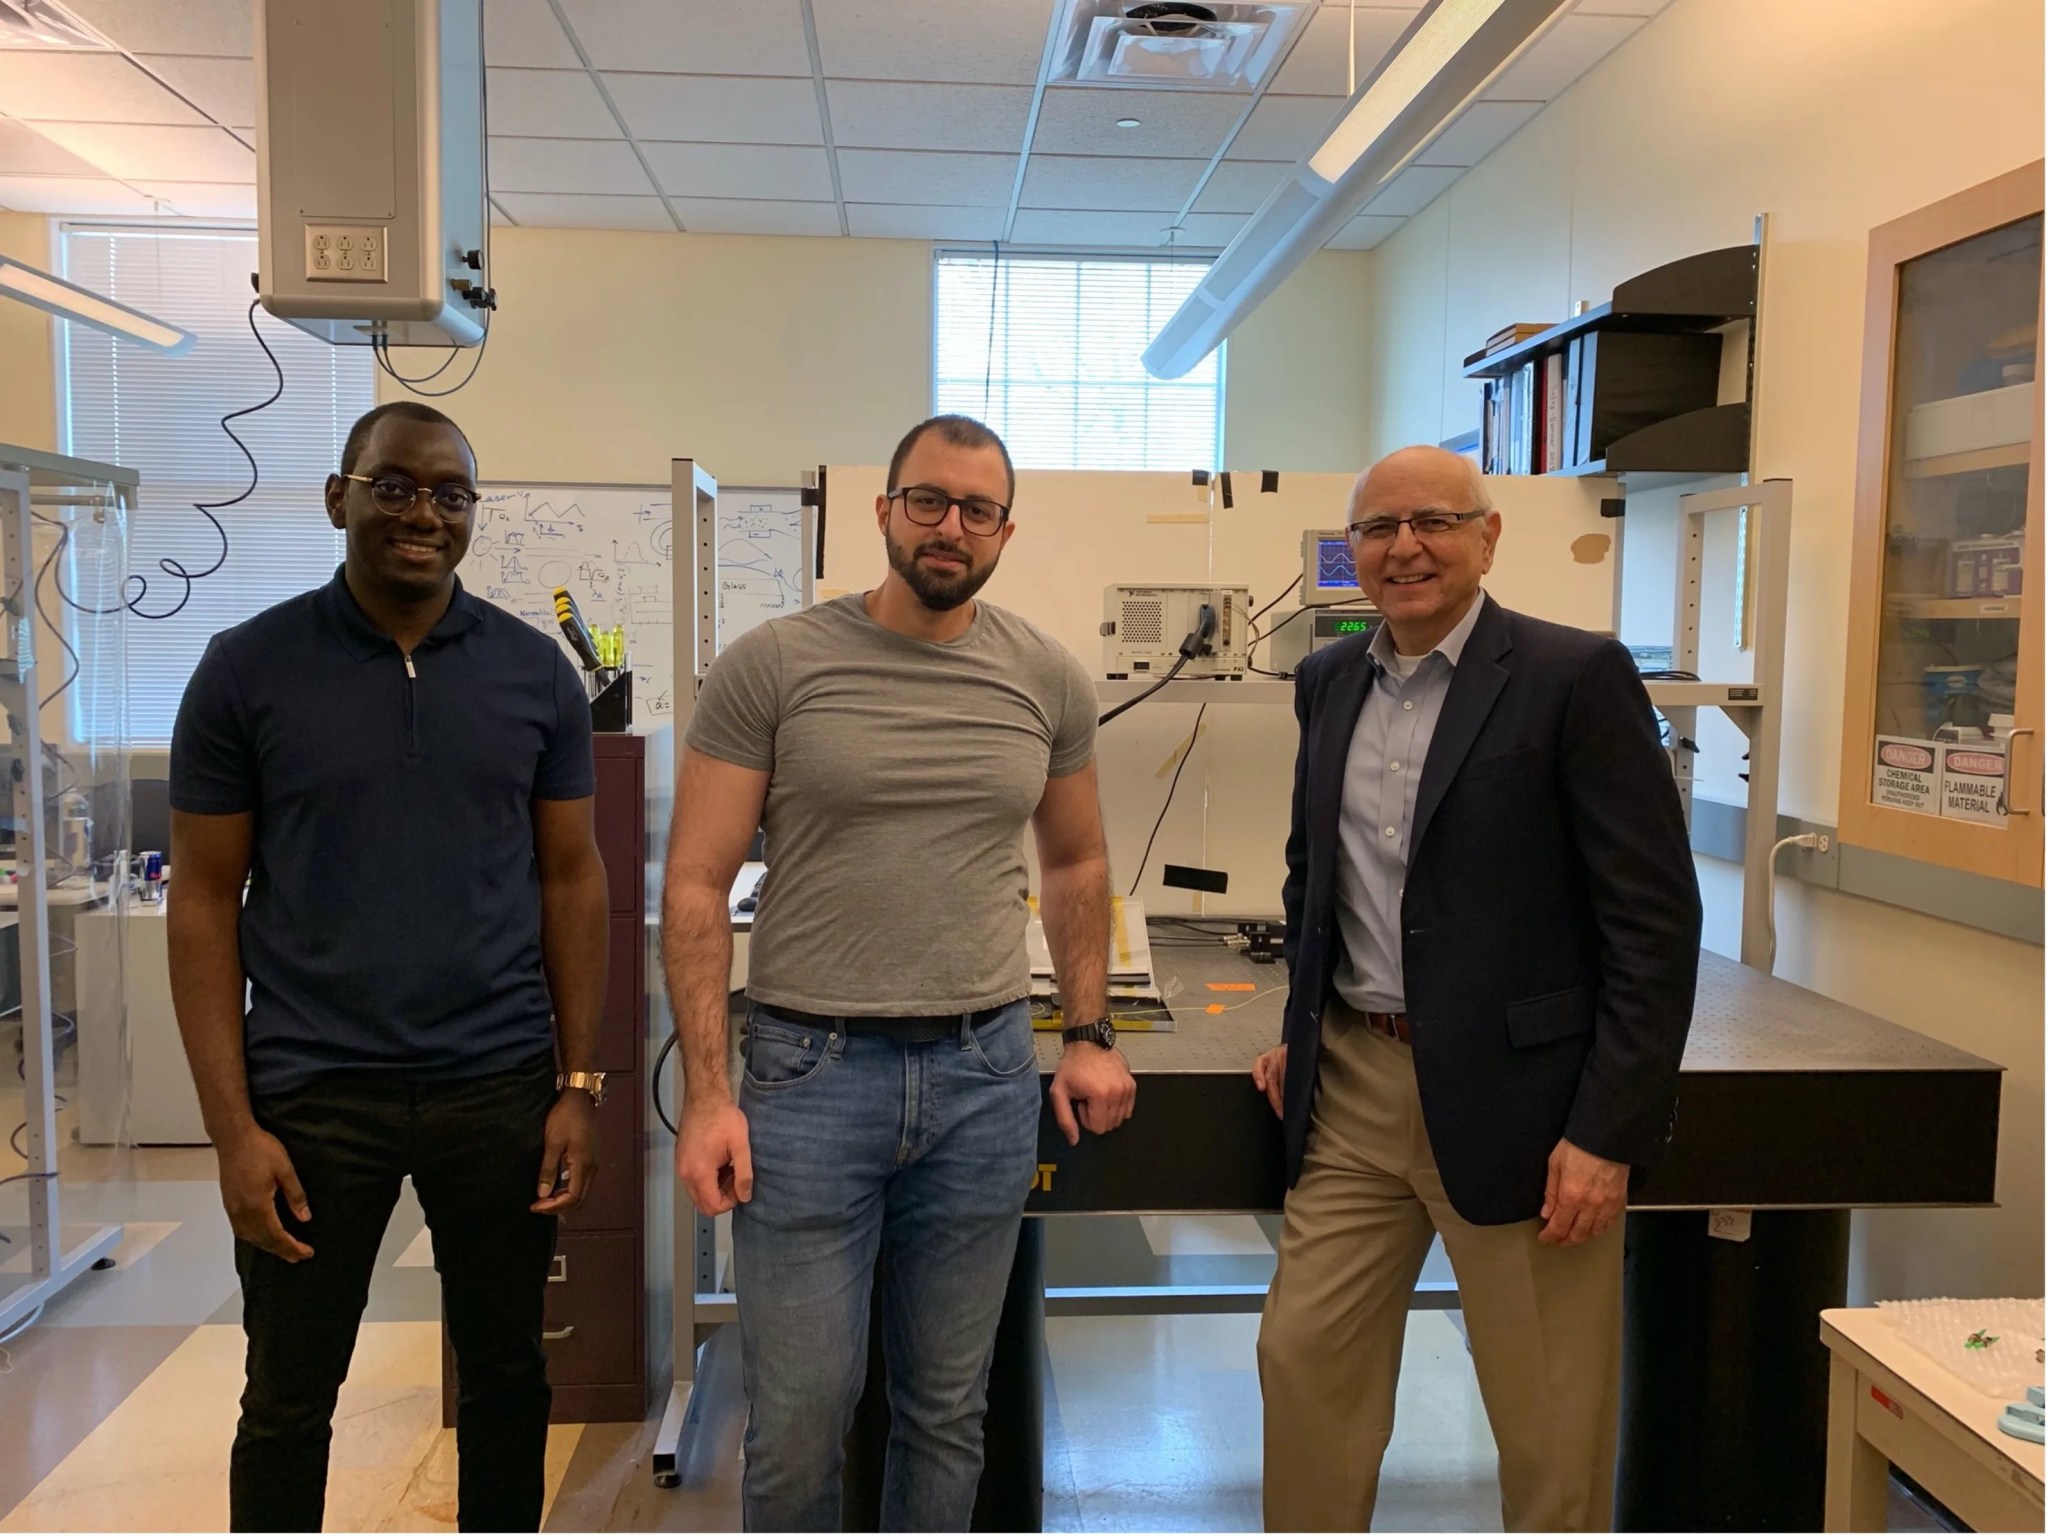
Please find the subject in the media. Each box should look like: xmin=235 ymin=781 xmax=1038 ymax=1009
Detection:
xmin=733 ymin=1000 xmax=1041 ymax=1532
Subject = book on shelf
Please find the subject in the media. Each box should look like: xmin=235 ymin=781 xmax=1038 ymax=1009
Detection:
xmin=1461 ymin=321 xmax=1551 ymax=368
xmin=1561 ymin=337 xmax=1584 ymax=472
xmin=1544 ymin=351 xmax=1566 ymax=474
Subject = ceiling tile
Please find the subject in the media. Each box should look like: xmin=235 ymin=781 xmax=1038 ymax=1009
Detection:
xmin=29 ymin=121 xmax=253 ymax=180
xmin=836 ymin=148 xmax=1015 ymax=207
xmin=1483 ymin=13 xmax=1644 ymax=102
xmin=131 ymin=179 xmax=256 ymax=217
xmin=1360 ymin=163 xmax=1462 ymax=218
xmin=827 ymin=81 xmax=1029 ymax=154
xmin=558 ymin=0 xmax=813 ymax=77
xmin=1008 ymin=208 xmax=1191 ymax=249
xmin=845 ymin=203 xmax=1002 ymax=241
xmin=812 ymin=0 xmax=1050 ymax=84
xmin=490 ymin=199 xmax=517 ymax=226
xmin=137 ymin=55 xmax=256 ymax=127
xmin=604 ymin=73 xmax=822 ymax=145
xmin=485 ymin=0 xmax=580 ymax=68
xmin=1019 ymin=154 xmax=1202 ymax=213
xmin=488 ymin=135 xmax=654 ymax=194
xmin=0 ymin=174 xmax=163 ymax=215
xmin=1190 ymin=160 xmax=1287 ymax=215
xmin=0 ymin=119 xmax=100 ymax=177
xmin=1030 ymin=87 xmax=1245 ymax=160
xmin=1268 ymin=6 xmax=1420 ymax=99
xmin=54 ymin=0 xmax=251 ymax=58
xmin=1228 ymin=93 xmax=1342 ymax=161
xmin=492 ymin=191 xmax=675 ymax=229
xmin=1174 ymin=211 xmax=1247 ymax=248
xmin=1323 ymin=213 xmax=1407 ymax=250
xmin=642 ymin=142 xmax=834 ymax=201
xmin=1571 ymin=0 xmax=1670 ymax=15
xmin=486 ymin=68 xmax=621 ymax=138
xmin=1414 ymin=100 xmax=1542 ymax=167
xmin=0 ymin=53 xmax=208 ymax=125
xmin=671 ymin=197 xmax=840 ymax=236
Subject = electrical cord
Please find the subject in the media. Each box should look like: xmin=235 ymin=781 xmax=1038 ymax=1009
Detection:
xmin=1098 ymin=651 xmax=1189 ymax=726
xmin=652 ymin=1030 xmax=676 ymax=1137
xmin=1763 ymin=832 xmax=1824 ymax=975
xmin=982 ymin=238 xmax=1000 ymax=417
xmin=1245 ymin=603 xmax=1314 ymax=679
xmin=1128 ymin=703 xmax=1206 ymax=897
xmin=30 ymin=509 xmax=82 ymax=709
xmin=1100 ymin=603 xmax=1218 ymax=727
xmin=0 ymin=1301 xmax=43 ymax=1349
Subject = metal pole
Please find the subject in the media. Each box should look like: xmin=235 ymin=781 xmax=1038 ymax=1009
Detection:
xmin=1738 ymin=481 xmax=1794 ymax=969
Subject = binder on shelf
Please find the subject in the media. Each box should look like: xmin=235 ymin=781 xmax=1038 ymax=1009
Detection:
xmin=1544 ymin=352 xmax=1566 ymax=474
xmin=1562 ymin=337 xmax=1584 ymax=472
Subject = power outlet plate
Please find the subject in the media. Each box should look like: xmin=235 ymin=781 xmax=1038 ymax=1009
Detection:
xmin=304 ymin=225 xmax=389 ymax=283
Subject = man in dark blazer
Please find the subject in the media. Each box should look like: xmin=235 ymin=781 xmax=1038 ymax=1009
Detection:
xmin=1250 ymin=446 xmax=1701 ymax=1532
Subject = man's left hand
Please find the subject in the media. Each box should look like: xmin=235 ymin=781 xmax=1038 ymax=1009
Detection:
xmin=1049 ymin=1043 xmax=1136 ymax=1146
xmin=1538 ymin=1138 xmax=1627 ymax=1246
xmin=533 ymin=1090 xmax=600 ymax=1214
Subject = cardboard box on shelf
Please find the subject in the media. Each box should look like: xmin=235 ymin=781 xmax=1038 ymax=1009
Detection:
xmin=1938 ymin=739 xmax=2009 ymax=827
xmin=1872 ymin=736 xmax=1942 ymax=815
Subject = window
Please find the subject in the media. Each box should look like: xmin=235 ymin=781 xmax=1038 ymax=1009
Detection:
xmin=932 ymin=250 xmax=1222 ymax=472
xmin=62 ymin=227 xmax=374 ymax=745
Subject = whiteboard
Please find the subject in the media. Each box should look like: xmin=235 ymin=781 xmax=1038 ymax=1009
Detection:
xmin=469 ymin=483 xmax=677 ymax=720
xmin=715 ymin=486 xmax=807 ymax=651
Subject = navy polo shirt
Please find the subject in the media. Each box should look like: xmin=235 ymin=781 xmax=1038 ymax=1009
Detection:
xmin=170 ymin=568 xmax=595 ymax=1095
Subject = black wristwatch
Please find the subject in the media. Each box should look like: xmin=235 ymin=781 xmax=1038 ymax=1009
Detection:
xmin=1061 ymin=1017 xmax=1116 ymax=1052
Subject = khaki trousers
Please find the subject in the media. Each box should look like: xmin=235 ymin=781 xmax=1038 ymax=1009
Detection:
xmin=1257 ymin=999 xmax=1623 ymax=1532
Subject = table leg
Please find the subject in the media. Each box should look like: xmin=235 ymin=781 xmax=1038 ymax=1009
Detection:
xmin=1823 ymin=1355 xmax=1891 ymax=1532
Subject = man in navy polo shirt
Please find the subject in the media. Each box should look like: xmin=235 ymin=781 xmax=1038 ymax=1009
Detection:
xmin=168 ymin=401 xmax=611 ymax=1533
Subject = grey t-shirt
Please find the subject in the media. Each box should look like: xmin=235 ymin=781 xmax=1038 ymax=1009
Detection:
xmin=686 ymin=593 xmax=1097 ymax=1015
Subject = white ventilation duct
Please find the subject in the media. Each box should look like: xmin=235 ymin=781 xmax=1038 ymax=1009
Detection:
xmin=1050 ymin=1 xmax=1310 ymax=91
xmin=1143 ymin=0 xmax=1574 ymax=379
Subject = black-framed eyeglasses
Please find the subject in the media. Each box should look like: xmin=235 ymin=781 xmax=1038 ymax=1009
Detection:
xmin=1346 ymin=509 xmax=1488 ymax=545
xmin=890 ymin=485 xmax=1010 ymax=537
xmin=343 ymin=472 xmax=478 ymax=521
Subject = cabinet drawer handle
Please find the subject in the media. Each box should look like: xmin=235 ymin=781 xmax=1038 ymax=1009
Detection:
xmin=2005 ymin=729 xmax=2036 ymax=816
xmin=549 ymin=1254 xmax=568 ymax=1283
xmin=542 ymin=1325 xmax=576 ymax=1342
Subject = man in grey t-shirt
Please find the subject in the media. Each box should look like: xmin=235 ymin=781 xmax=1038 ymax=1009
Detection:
xmin=662 ymin=414 xmax=1136 ymax=1532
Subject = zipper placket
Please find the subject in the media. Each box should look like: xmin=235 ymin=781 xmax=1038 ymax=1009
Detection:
xmin=402 ymin=650 xmax=420 ymax=758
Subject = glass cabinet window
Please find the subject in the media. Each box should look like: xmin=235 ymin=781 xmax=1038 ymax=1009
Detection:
xmin=1870 ymin=213 xmax=2041 ymax=825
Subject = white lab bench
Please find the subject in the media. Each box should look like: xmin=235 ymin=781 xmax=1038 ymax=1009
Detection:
xmin=77 ymin=895 xmax=204 ymax=1144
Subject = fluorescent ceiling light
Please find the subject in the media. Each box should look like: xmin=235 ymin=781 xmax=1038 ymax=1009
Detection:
xmin=1310 ymin=0 xmax=1506 ymax=183
xmin=1143 ymin=0 xmax=1571 ymax=379
xmin=0 ymin=254 xmax=195 ymax=355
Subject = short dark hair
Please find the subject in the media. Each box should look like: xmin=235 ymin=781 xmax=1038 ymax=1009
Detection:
xmin=340 ymin=402 xmax=475 ymax=477
xmin=886 ymin=414 xmax=1015 ymax=505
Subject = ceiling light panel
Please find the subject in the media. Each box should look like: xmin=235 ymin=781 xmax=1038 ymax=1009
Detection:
xmin=811 ymin=0 xmax=1053 ymax=84
xmin=1029 ymin=85 xmax=1246 ymax=158
xmin=557 ymin=0 xmax=814 ymax=75
xmin=826 ymin=81 xmax=1032 ymax=154
xmin=603 ymin=73 xmax=824 ymax=145
xmin=485 ymin=67 xmax=622 ymax=138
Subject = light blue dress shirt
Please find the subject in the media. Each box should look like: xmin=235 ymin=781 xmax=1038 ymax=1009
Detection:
xmin=1331 ymin=593 xmax=1487 ymax=1014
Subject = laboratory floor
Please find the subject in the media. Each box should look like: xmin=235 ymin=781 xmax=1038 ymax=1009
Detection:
xmin=0 ymin=1133 xmax=1949 ymax=1533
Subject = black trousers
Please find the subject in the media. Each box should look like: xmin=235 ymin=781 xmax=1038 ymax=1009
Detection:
xmin=229 ymin=1051 xmax=559 ymax=1533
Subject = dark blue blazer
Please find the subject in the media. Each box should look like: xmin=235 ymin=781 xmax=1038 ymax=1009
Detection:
xmin=1278 ymin=594 xmax=1703 ymax=1225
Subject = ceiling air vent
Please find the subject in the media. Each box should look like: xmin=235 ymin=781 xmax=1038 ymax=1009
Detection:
xmin=1049 ymin=1 xmax=1311 ymax=91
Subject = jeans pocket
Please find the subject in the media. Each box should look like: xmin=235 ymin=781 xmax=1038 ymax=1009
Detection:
xmin=965 ymin=1008 xmax=1038 ymax=1079
xmin=742 ymin=1016 xmax=835 ymax=1091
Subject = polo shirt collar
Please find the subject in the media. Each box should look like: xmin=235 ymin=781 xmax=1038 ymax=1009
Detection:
xmin=1368 ymin=587 xmax=1487 ymax=674
xmin=319 ymin=565 xmax=484 ymax=661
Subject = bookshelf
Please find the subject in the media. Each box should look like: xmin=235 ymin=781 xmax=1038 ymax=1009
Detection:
xmin=1462 ymin=245 xmax=1760 ymax=479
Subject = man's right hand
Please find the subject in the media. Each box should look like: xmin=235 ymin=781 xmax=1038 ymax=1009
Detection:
xmin=217 ymin=1127 xmax=314 ymax=1263
xmin=1251 ymin=1044 xmax=1288 ymax=1120
xmin=678 ymin=1097 xmax=753 ymax=1216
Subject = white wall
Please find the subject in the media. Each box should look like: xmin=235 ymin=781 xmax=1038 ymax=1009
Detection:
xmin=1360 ymin=0 xmax=2045 ymax=1300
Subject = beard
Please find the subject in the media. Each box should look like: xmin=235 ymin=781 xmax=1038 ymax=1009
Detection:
xmin=885 ymin=529 xmax=996 ymax=613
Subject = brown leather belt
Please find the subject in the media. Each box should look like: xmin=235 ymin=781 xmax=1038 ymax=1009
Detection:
xmin=1329 ymin=996 xmax=1412 ymax=1044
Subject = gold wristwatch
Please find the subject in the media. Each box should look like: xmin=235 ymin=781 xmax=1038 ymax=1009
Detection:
xmin=557 ymin=1071 xmax=607 ymax=1106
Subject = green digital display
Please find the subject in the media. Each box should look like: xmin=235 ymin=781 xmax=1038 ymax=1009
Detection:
xmin=1326 ymin=618 xmax=1376 ymax=634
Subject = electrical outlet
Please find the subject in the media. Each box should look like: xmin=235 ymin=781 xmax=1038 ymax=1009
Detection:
xmin=305 ymin=225 xmax=389 ymax=283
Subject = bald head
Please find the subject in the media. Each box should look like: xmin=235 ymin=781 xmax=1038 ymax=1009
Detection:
xmin=1348 ymin=445 xmax=1493 ymax=523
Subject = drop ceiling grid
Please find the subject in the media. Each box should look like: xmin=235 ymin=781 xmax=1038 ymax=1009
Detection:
xmin=0 ymin=0 xmax=1671 ymax=248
